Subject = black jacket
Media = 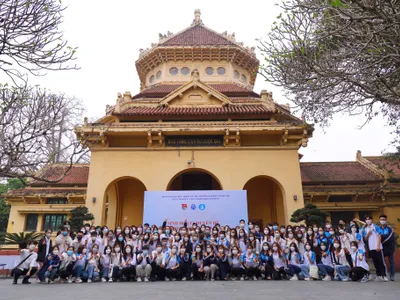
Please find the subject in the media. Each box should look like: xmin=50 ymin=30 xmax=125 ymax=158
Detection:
xmin=37 ymin=236 xmax=52 ymax=262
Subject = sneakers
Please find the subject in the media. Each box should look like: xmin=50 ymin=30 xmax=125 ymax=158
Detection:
xmin=75 ymin=278 xmax=82 ymax=283
xmin=172 ymin=278 xmax=176 ymax=281
xmin=165 ymin=277 xmax=170 ymax=281
xmin=240 ymin=276 xmax=244 ymax=281
xmin=304 ymin=277 xmax=310 ymax=281
xmin=144 ymin=277 xmax=149 ymax=282
xmin=252 ymin=276 xmax=257 ymax=281
xmin=182 ymin=277 xmax=187 ymax=281
xmin=211 ymin=278 xmax=214 ymax=281
xmin=231 ymin=277 xmax=237 ymax=281
xmin=87 ymin=279 xmax=92 ymax=283
xmin=137 ymin=277 xmax=142 ymax=282
xmin=361 ymin=276 xmax=368 ymax=283
xmin=68 ymin=276 xmax=73 ymax=284
xmin=374 ymin=276 xmax=384 ymax=282
xmin=290 ymin=275 xmax=298 ymax=281
xmin=322 ymin=275 xmax=331 ymax=281
xmin=334 ymin=275 xmax=340 ymax=281
xmin=382 ymin=276 xmax=389 ymax=282
xmin=341 ymin=277 xmax=349 ymax=282
xmin=390 ymin=275 xmax=395 ymax=281
xmin=101 ymin=278 xmax=107 ymax=283
xmin=108 ymin=278 xmax=113 ymax=283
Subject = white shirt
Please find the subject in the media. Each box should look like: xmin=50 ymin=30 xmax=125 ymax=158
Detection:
xmin=17 ymin=249 xmax=38 ymax=270
xmin=364 ymin=224 xmax=382 ymax=251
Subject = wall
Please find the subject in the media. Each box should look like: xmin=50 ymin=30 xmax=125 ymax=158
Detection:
xmin=86 ymin=147 xmax=305 ymax=227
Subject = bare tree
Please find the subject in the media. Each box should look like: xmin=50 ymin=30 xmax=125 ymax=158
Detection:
xmin=0 ymin=84 xmax=88 ymax=181
xmin=0 ymin=0 xmax=77 ymax=84
xmin=258 ymin=0 xmax=400 ymax=139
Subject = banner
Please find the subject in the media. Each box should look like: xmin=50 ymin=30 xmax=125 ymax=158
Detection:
xmin=143 ymin=190 xmax=248 ymax=227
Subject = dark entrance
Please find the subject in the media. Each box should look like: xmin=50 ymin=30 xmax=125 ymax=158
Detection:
xmin=167 ymin=170 xmax=222 ymax=191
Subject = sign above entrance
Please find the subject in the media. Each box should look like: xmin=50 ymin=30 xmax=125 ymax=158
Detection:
xmin=143 ymin=190 xmax=248 ymax=227
xmin=165 ymin=135 xmax=224 ymax=147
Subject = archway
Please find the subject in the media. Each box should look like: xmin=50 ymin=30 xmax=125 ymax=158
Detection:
xmin=167 ymin=168 xmax=222 ymax=191
xmin=243 ymin=176 xmax=285 ymax=228
xmin=104 ymin=177 xmax=147 ymax=228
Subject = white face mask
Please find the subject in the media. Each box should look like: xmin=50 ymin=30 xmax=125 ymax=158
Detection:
xmin=288 ymin=234 xmax=294 ymax=239
xmin=263 ymin=246 xmax=269 ymax=251
xmin=290 ymin=247 xmax=295 ymax=252
xmin=351 ymin=246 xmax=357 ymax=251
xmin=82 ymin=249 xmax=87 ymax=254
xmin=248 ymin=225 xmax=254 ymax=229
xmin=206 ymin=248 xmax=212 ymax=253
xmin=232 ymin=250 xmax=238 ymax=255
xmin=218 ymin=249 xmax=224 ymax=254
xmin=115 ymin=248 xmax=120 ymax=253
xmin=53 ymin=250 xmax=59 ymax=255
xmin=156 ymin=247 xmax=162 ymax=253
xmin=305 ymin=245 xmax=311 ymax=251
xmin=239 ymin=233 xmax=244 ymax=237
xmin=240 ymin=223 xmax=245 ymax=228
xmin=249 ymin=237 xmax=254 ymax=241
xmin=366 ymin=220 xmax=372 ymax=225
xmin=264 ymin=230 xmax=269 ymax=235
xmin=125 ymin=248 xmax=131 ymax=253
xmin=175 ymin=236 xmax=180 ymax=241
xmin=307 ymin=231 xmax=313 ymax=235
xmin=29 ymin=244 xmax=35 ymax=250
xmin=46 ymin=233 xmax=51 ymax=238
xmin=106 ymin=249 xmax=111 ymax=254
xmin=272 ymin=247 xmax=278 ymax=252
xmin=333 ymin=243 xmax=340 ymax=249
xmin=184 ymin=237 xmax=189 ymax=242
xmin=196 ymin=248 xmax=201 ymax=253
xmin=321 ymin=246 xmax=326 ymax=250
xmin=339 ymin=230 xmax=344 ymax=234
xmin=125 ymin=230 xmax=130 ymax=234
xmin=380 ymin=220 xmax=387 ymax=225
xmin=326 ymin=225 xmax=332 ymax=229
xmin=274 ymin=234 xmax=280 ymax=238
xmin=171 ymin=248 xmax=177 ymax=254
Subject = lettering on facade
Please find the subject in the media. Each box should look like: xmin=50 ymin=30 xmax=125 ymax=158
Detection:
xmin=165 ymin=135 xmax=224 ymax=147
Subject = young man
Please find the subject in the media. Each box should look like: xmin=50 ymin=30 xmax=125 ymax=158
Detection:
xmin=379 ymin=214 xmax=396 ymax=281
xmin=363 ymin=215 xmax=388 ymax=281
xmin=12 ymin=241 xmax=38 ymax=284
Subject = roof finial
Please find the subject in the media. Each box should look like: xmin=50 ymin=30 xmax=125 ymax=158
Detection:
xmin=192 ymin=9 xmax=203 ymax=26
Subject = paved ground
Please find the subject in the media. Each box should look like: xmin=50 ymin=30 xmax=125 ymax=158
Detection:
xmin=0 ymin=276 xmax=399 ymax=300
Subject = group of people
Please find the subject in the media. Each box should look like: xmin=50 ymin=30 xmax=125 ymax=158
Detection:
xmin=11 ymin=214 xmax=396 ymax=285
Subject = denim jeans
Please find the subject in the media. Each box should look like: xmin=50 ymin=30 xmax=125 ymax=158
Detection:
xmin=74 ymin=264 xmax=85 ymax=279
xmin=386 ymin=251 xmax=395 ymax=278
xmin=44 ymin=268 xmax=58 ymax=281
xmin=299 ymin=264 xmax=310 ymax=278
xmin=286 ymin=264 xmax=301 ymax=276
xmin=335 ymin=265 xmax=351 ymax=280
xmin=101 ymin=266 xmax=110 ymax=279
xmin=87 ymin=265 xmax=99 ymax=280
xmin=317 ymin=264 xmax=334 ymax=276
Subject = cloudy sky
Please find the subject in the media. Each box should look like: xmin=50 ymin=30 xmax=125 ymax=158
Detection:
xmin=26 ymin=0 xmax=394 ymax=162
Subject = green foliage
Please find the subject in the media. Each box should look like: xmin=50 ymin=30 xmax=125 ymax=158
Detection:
xmin=290 ymin=203 xmax=329 ymax=226
xmin=69 ymin=206 xmax=94 ymax=232
xmin=0 ymin=178 xmax=26 ymax=232
xmin=0 ymin=231 xmax=42 ymax=245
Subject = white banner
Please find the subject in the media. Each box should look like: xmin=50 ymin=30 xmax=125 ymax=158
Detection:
xmin=143 ymin=190 xmax=248 ymax=227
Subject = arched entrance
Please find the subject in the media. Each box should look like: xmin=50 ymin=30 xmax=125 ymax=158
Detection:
xmin=104 ymin=177 xmax=147 ymax=228
xmin=167 ymin=168 xmax=222 ymax=191
xmin=243 ymin=176 xmax=285 ymax=228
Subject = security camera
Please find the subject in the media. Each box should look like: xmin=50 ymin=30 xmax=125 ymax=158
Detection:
xmin=187 ymin=160 xmax=191 ymax=165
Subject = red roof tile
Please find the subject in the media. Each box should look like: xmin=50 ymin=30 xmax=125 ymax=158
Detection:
xmin=160 ymin=25 xmax=235 ymax=46
xmin=302 ymin=185 xmax=381 ymax=194
xmin=6 ymin=188 xmax=86 ymax=196
xmin=133 ymin=84 xmax=258 ymax=99
xmin=115 ymin=105 xmax=273 ymax=117
xmin=300 ymin=162 xmax=380 ymax=184
xmin=31 ymin=165 xmax=89 ymax=186
xmin=364 ymin=157 xmax=400 ymax=179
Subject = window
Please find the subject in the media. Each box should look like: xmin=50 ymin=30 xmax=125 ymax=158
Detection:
xmin=241 ymin=74 xmax=247 ymax=82
xmin=149 ymin=75 xmax=155 ymax=84
xmin=359 ymin=211 xmax=373 ymax=221
xmin=42 ymin=214 xmax=67 ymax=231
xmin=205 ymin=67 xmax=214 ymax=75
xmin=217 ymin=67 xmax=226 ymax=75
xmin=156 ymin=71 xmax=162 ymax=79
xmin=169 ymin=67 xmax=178 ymax=75
xmin=234 ymin=70 xmax=240 ymax=79
xmin=47 ymin=198 xmax=68 ymax=204
xmin=181 ymin=67 xmax=190 ymax=75
xmin=330 ymin=211 xmax=355 ymax=226
xmin=328 ymin=195 xmax=352 ymax=203
xmin=25 ymin=214 xmax=38 ymax=231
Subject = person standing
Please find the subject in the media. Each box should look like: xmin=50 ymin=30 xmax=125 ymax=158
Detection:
xmin=379 ymin=214 xmax=396 ymax=281
xmin=363 ymin=215 xmax=388 ymax=282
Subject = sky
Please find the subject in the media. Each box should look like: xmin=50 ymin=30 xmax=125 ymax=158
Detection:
xmin=24 ymin=0 xmax=395 ymax=162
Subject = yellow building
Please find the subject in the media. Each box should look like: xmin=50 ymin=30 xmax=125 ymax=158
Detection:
xmin=4 ymin=10 xmax=400 ymax=235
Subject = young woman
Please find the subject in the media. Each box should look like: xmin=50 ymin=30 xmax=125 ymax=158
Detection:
xmin=338 ymin=226 xmax=351 ymax=251
xmin=215 ymin=245 xmax=229 ymax=280
xmin=259 ymin=242 xmax=274 ymax=280
xmin=238 ymin=229 xmax=247 ymax=254
xmin=317 ymin=242 xmax=334 ymax=281
xmin=261 ymin=227 xmax=271 ymax=246
xmin=131 ymin=232 xmax=142 ymax=253
xmin=286 ymin=242 xmax=302 ymax=281
xmin=115 ymin=233 xmax=126 ymax=250
xmin=100 ymin=245 xmax=113 ymax=282
xmin=73 ymin=245 xmax=87 ymax=283
xmin=38 ymin=245 xmax=60 ymax=283
xmin=272 ymin=230 xmax=286 ymax=250
xmin=203 ymin=245 xmax=217 ymax=281
xmin=349 ymin=241 xmax=369 ymax=282
xmin=299 ymin=241 xmax=316 ymax=280
xmin=37 ymin=229 xmax=53 ymax=270
xmin=295 ymin=230 xmax=306 ymax=255
xmin=136 ymin=245 xmax=152 ymax=282
xmin=181 ymin=234 xmax=193 ymax=256
xmin=349 ymin=224 xmax=365 ymax=251
xmin=123 ymin=226 xmax=134 ymax=247
xmin=190 ymin=244 xmax=204 ymax=280
xmin=242 ymin=244 xmax=259 ymax=280
xmin=229 ymin=246 xmax=244 ymax=281
xmin=331 ymin=239 xmax=351 ymax=281
xmin=110 ymin=244 xmax=124 ymax=282
xmin=165 ymin=245 xmax=180 ymax=281
xmin=85 ymin=244 xmax=101 ymax=283
xmin=248 ymin=233 xmax=260 ymax=255
xmin=271 ymin=242 xmax=287 ymax=280
xmin=58 ymin=246 xmax=76 ymax=283
xmin=121 ymin=245 xmax=136 ymax=281
xmin=229 ymin=229 xmax=238 ymax=248
xmin=178 ymin=245 xmax=191 ymax=280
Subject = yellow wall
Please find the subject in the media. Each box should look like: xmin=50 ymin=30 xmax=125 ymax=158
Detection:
xmin=86 ymin=148 xmax=305 ymax=227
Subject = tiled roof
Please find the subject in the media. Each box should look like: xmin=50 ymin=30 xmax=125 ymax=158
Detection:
xmin=31 ymin=164 xmax=89 ymax=186
xmin=302 ymin=185 xmax=381 ymax=194
xmin=115 ymin=105 xmax=273 ymax=117
xmin=300 ymin=162 xmax=380 ymax=183
xmin=6 ymin=188 xmax=86 ymax=197
xmin=160 ymin=25 xmax=235 ymax=46
xmin=133 ymin=84 xmax=258 ymax=99
xmin=364 ymin=157 xmax=400 ymax=179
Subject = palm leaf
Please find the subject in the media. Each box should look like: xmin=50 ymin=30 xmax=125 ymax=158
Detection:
xmin=4 ymin=231 xmax=42 ymax=244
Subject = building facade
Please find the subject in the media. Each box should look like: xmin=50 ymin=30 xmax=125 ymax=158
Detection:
xmin=4 ymin=11 xmax=400 ymax=235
